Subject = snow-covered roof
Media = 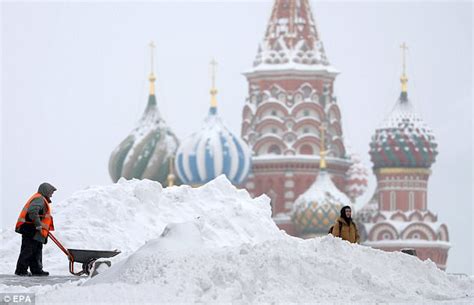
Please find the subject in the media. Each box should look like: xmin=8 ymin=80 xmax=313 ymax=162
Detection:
xmin=364 ymin=239 xmax=451 ymax=249
xmin=378 ymin=95 xmax=429 ymax=131
xmin=294 ymin=169 xmax=351 ymax=208
xmin=175 ymin=107 xmax=252 ymax=185
xmin=363 ymin=218 xmax=447 ymax=237
xmin=109 ymin=94 xmax=179 ymax=184
xmin=377 ymin=210 xmax=438 ymax=221
xmin=252 ymin=154 xmax=351 ymax=167
xmin=247 ymin=0 xmax=339 ymax=77
xmin=369 ymin=93 xmax=438 ymax=168
xmin=244 ymin=62 xmax=339 ymax=76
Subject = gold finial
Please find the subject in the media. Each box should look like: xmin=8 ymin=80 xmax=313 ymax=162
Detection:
xmin=400 ymin=42 xmax=408 ymax=93
xmin=209 ymin=58 xmax=218 ymax=108
xmin=149 ymin=41 xmax=156 ymax=95
xmin=319 ymin=123 xmax=327 ymax=170
xmin=167 ymin=156 xmax=176 ymax=187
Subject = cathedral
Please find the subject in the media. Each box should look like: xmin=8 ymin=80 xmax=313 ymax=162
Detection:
xmin=108 ymin=0 xmax=449 ymax=270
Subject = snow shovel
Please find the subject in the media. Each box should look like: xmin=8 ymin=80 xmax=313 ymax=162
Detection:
xmin=48 ymin=232 xmax=120 ymax=276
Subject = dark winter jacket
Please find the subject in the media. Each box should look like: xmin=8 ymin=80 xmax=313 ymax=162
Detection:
xmin=331 ymin=217 xmax=360 ymax=244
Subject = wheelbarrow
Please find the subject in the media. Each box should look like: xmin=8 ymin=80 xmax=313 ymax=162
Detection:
xmin=49 ymin=232 xmax=120 ymax=276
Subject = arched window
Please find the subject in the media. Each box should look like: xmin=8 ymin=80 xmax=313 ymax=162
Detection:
xmin=268 ymin=145 xmax=281 ymax=155
xmin=300 ymin=144 xmax=313 ymax=155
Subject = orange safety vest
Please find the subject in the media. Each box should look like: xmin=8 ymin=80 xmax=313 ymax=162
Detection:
xmin=15 ymin=193 xmax=55 ymax=238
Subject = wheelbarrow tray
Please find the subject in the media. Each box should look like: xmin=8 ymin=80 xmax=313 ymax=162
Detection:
xmin=49 ymin=233 xmax=121 ymax=276
xmin=67 ymin=249 xmax=120 ymax=264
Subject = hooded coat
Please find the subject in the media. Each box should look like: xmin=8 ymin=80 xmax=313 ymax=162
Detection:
xmin=331 ymin=206 xmax=360 ymax=244
xmin=23 ymin=183 xmax=57 ymax=244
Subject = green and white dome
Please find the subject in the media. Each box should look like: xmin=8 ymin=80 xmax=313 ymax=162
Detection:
xmin=109 ymin=60 xmax=179 ymax=186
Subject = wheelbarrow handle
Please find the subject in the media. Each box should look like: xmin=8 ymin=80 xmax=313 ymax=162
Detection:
xmin=48 ymin=232 xmax=74 ymax=261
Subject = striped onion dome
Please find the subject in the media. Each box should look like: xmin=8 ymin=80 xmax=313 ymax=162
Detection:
xmin=175 ymin=79 xmax=252 ymax=185
xmin=369 ymin=90 xmax=438 ymax=169
xmin=109 ymin=67 xmax=180 ymax=185
xmin=292 ymin=136 xmax=352 ymax=236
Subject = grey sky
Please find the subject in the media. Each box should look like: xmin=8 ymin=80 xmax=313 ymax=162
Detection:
xmin=1 ymin=1 xmax=472 ymax=274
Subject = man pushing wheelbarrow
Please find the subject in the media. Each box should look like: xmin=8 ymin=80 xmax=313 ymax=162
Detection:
xmin=14 ymin=183 xmax=56 ymax=276
xmin=14 ymin=183 xmax=120 ymax=277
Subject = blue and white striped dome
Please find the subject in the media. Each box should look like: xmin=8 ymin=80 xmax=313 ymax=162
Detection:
xmin=175 ymin=106 xmax=252 ymax=185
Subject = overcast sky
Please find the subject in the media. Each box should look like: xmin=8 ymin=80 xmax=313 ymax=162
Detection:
xmin=1 ymin=0 xmax=472 ymax=274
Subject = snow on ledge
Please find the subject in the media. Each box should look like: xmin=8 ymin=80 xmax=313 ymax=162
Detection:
xmin=364 ymin=239 xmax=451 ymax=249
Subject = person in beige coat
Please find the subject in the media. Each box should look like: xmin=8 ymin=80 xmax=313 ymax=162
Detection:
xmin=331 ymin=205 xmax=360 ymax=244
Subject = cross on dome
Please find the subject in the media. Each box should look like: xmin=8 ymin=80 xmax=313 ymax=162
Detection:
xmin=400 ymin=42 xmax=408 ymax=94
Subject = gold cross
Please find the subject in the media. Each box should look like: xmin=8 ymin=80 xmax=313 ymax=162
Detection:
xmin=210 ymin=58 xmax=218 ymax=89
xmin=400 ymin=42 xmax=408 ymax=76
xmin=149 ymin=41 xmax=156 ymax=74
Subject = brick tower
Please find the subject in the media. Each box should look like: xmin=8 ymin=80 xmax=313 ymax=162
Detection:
xmin=241 ymin=0 xmax=358 ymax=235
xmin=359 ymin=44 xmax=450 ymax=270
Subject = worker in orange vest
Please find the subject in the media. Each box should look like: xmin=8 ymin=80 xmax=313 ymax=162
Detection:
xmin=14 ymin=183 xmax=56 ymax=276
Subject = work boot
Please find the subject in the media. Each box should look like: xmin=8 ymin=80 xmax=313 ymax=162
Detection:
xmin=14 ymin=271 xmax=31 ymax=276
xmin=31 ymin=270 xmax=49 ymax=276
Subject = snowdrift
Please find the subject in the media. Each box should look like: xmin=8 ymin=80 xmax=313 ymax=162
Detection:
xmin=0 ymin=176 xmax=279 ymax=274
xmin=1 ymin=176 xmax=472 ymax=304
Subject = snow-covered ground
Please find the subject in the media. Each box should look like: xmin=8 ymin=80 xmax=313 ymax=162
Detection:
xmin=0 ymin=176 xmax=472 ymax=304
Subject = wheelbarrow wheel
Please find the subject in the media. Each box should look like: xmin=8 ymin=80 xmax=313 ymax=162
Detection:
xmin=82 ymin=259 xmax=97 ymax=276
xmin=90 ymin=260 xmax=112 ymax=278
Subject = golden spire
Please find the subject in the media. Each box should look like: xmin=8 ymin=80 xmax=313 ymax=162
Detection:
xmin=167 ymin=156 xmax=175 ymax=187
xmin=209 ymin=58 xmax=218 ymax=108
xmin=149 ymin=41 xmax=156 ymax=95
xmin=400 ymin=42 xmax=408 ymax=93
xmin=319 ymin=123 xmax=327 ymax=170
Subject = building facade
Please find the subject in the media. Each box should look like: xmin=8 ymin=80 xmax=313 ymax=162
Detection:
xmin=240 ymin=0 xmax=363 ymax=235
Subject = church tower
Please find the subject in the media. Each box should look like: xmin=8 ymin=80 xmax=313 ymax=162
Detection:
xmin=241 ymin=0 xmax=356 ymax=235
xmin=360 ymin=44 xmax=450 ymax=270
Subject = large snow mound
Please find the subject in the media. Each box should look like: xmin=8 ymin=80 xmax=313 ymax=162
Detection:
xmin=0 ymin=175 xmax=280 ymax=274
xmin=1 ymin=175 xmax=472 ymax=304
xmin=74 ymin=220 xmax=471 ymax=304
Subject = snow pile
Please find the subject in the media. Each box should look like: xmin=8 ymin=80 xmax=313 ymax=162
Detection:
xmin=0 ymin=175 xmax=279 ymax=274
xmin=72 ymin=221 xmax=471 ymax=304
xmin=1 ymin=175 xmax=472 ymax=304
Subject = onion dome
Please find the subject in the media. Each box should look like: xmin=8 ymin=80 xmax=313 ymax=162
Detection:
xmin=345 ymin=152 xmax=369 ymax=202
xmin=292 ymin=125 xmax=352 ymax=236
xmin=175 ymin=60 xmax=252 ymax=185
xmin=369 ymin=48 xmax=437 ymax=169
xmin=109 ymin=42 xmax=180 ymax=186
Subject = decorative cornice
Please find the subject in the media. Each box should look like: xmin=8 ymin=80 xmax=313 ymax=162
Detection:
xmin=375 ymin=168 xmax=431 ymax=175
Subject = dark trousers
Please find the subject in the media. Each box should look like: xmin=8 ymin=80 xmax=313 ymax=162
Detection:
xmin=15 ymin=235 xmax=43 ymax=274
